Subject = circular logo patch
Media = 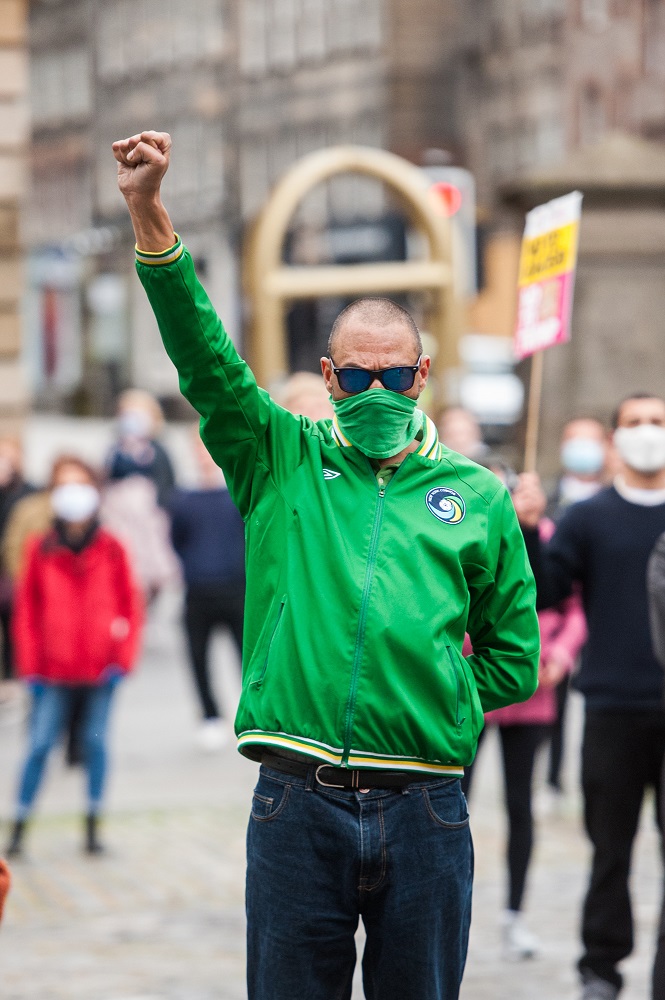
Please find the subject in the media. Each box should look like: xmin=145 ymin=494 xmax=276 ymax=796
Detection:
xmin=425 ymin=487 xmax=466 ymax=524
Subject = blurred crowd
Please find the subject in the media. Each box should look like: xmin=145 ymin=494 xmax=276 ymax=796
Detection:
xmin=2 ymin=376 xmax=665 ymax=1000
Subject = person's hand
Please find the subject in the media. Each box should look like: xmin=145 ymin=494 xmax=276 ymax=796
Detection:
xmin=511 ymin=472 xmax=547 ymax=529
xmin=538 ymin=657 xmax=567 ymax=689
xmin=99 ymin=664 xmax=125 ymax=689
xmin=111 ymin=131 xmax=176 ymax=252
xmin=112 ymin=130 xmax=171 ymax=201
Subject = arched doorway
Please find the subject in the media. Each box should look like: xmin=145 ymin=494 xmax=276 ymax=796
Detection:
xmin=243 ymin=145 xmax=457 ymax=398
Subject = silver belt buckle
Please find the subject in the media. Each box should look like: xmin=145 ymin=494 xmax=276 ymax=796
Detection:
xmin=315 ymin=764 xmax=347 ymax=789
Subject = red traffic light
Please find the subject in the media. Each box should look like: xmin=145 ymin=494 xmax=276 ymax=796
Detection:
xmin=431 ymin=181 xmax=463 ymax=217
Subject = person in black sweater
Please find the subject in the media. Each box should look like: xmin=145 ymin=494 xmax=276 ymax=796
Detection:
xmin=513 ymin=394 xmax=665 ymax=1000
xmin=170 ymin=429 xmax=245 ymax=751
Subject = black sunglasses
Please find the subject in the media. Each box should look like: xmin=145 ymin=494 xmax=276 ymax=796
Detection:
xmin=329 ymin=355 xmax=422 ymax=394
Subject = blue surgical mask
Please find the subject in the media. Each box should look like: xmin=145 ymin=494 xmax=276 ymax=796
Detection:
xmin=560 ymin=438 xmax=604 ymax=476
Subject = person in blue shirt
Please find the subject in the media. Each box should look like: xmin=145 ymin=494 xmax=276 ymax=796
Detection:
xmin=170 ymin=428 xmax=245 ymax=751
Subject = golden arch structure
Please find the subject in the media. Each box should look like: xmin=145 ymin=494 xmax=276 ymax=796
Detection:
xmin=243 ymin=146 xmax=457 ymax=395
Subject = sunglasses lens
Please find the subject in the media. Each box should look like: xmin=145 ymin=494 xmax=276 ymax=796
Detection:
xmin=382 ymin=367 xmax=416 ymax=392
xmin=337 ymin=369 xmax=372 ymax=393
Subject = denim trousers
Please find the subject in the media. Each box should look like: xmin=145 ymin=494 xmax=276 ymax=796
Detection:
xmin=16 ymin=682 xmax=116 ymax=818
xmin=246 ymin=765 xmax=474 ymax=1000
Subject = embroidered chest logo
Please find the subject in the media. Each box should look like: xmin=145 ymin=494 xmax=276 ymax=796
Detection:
xmin=323 ymin=468 xmax=341 ymax=480
xmin=425 ymin=487 xmax=466 ymax=524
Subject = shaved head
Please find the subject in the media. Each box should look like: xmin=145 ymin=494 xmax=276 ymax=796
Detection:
xmin=328 ymin=298 xmax=422 ymax=358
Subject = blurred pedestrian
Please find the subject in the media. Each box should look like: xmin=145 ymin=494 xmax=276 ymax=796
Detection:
xmin=170 ymin=428 xmax=245 ymax=751
xmin=101 ymin=464 xmax=179 ymax=606
xmin=464 ymin=523 xmax=586 ymax=959
xmin=5 ymin=455 xmax=143 ymax=857
xmin=513 ymin=393 xmax=665 ymax=1000
xmin=5 ymin=463 xmax=87 ymax=768
xmin=114 ymin=129 xmax=539 ymax=1000
xmin=0 ymin=856 xmax=10 ymax=922
xmin=548 ymin=418 xmax=608 ymax=517
xmin=438 ymin=405 xmax=489 ymax=462
xmin=0 ymin=435 xmax=36 ymax=702
xmin=106 ymin=389 xmax=176 ymax=509
xmin=2 ymin=477 xmax=51 ymax=588
xmin=277 ymin=370 xmax=333 ymax=421
xmin=541 ymin=417 xmax=607 ymax=812
xmin=647 ymin=537 xmax=665 ymax=1000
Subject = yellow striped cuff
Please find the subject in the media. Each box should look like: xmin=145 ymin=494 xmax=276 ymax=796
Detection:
xmin=135 ymin=234 xmax=184 ymax=267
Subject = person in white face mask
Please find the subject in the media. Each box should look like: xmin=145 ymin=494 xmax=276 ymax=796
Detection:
xmin=5 ymin=456 xmax=143 ymax=858
xmin=550 ymin=418 xmax=609 ymax=513
xmin=512 ymin=394 xmax=665 ymax=1000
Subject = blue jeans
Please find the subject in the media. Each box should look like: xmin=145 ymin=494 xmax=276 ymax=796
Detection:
xmin=246 ymin=765 xmax=474 ymax=1000
xmin=16 ymin=683 xmax=116 ymax=818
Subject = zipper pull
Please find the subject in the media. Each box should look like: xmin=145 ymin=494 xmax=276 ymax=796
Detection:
xmin=378 ymin=475 xmax=386 ymax=497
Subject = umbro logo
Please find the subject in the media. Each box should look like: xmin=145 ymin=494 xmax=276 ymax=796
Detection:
xmin=323 ymin=469 xmax=341 ymax=480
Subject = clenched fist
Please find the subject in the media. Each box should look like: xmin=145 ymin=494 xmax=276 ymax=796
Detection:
xmin=112 ymin=130 xmax=171 ymax=199
xmin=112 ymin=130 xmax=175 ymax=252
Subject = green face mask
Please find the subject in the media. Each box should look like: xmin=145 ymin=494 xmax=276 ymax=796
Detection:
xmin=332 ymin=388 xmax=422 ymax=459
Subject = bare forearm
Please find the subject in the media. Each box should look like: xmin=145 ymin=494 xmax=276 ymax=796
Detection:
xmin=125 ymin=193 xmax=176 ymax=252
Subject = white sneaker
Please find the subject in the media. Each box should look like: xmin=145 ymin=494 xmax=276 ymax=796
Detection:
xmin=195 ymin=718 xmax=231 ymax=753
xmin=580 ymin=974 xmax=619 ymax=1000
xmin=500 ymin=909 xmax=539 ymax=960
xmin=534 ymin=784 xmax=564 ymax=819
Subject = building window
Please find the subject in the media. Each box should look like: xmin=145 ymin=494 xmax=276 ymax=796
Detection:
xmin=644 ymin=0 xmax=665 ymax=77
xmin=240 ymin=0 xmax=268 ymax=74
xmin=298 ymin=0 xmax=326 ymax=61
xmin=165 ymin=120 xmax=224 ymax=203
xmin=327 ymin=0 xmax=359 ymax=53
xmin=31 ymin=47 xmax=92 ymax=125
xmin=268 ymin=0 xmax=297 ymax=70
xmin=578 ymin=82 xmax=606 ymax=145
xmin=536 ymin=113 xmax=565 ymax=163
xmin=97 ymin=0 xmax=225 ymax=79
xmin=28 ymin=166 xmax=93 ymax=243
xmin=579 ymin=0 xmax=609 ymax=30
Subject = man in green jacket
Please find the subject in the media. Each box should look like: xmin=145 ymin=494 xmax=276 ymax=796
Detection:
xmin=113 ymin=130 xmax=539 ymax=1000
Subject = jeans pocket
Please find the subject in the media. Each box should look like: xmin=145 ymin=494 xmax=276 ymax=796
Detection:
xmin=422 ymin=782 xmax=470 ymax=830
xmin=251 ymin=781 xmax=291 ymax=822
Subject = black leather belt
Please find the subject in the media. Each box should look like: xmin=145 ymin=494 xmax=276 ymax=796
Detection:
xmin=261 ymin=752 xmax=439 ymax=790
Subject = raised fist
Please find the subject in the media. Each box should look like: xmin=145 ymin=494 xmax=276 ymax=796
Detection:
xmin=112 ymin=131 xmax=171 ymax=200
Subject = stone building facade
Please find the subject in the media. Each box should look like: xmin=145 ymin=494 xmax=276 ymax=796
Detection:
xmin=0 ymin=0 xmax=29 ymax=426
xmin=21 ymin=0 xmax=665 ymax=421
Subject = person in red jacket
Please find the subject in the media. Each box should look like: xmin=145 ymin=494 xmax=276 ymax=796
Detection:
xmin=0 ymin=856 xmax=10 ymax=921
xmin=5 ymin=455 xmax=143 ymax=857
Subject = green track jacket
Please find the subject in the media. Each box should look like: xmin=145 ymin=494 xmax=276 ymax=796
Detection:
xmin=137 ymin=238 xmax=539 ymax=776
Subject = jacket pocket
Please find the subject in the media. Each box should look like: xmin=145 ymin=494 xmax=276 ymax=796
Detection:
xmin=445 ymin=646 xmax=466 ymax=728
xmin=251 ymin=599 xmax=285 ymax=688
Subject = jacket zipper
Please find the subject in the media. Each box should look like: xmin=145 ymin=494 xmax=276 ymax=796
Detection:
xmin=342 ymin=478 xmax=388 ymax=764
xmin=446 ymin=646 xmax=466 ymax=728
xmin=254 ymin=600 xmax=285 ymax=687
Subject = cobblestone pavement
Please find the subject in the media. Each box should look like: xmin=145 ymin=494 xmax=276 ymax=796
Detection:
xmin=0 ymin=591 xmax=660 ymax=1000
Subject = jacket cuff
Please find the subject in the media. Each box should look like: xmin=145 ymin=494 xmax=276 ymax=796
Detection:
xmin=135 ymin=234 xmax=183 ymax=267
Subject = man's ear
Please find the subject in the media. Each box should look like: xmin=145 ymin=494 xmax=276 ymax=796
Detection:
xmin=320 ymin=357 xmax=334 ymax=394
xmin=417 ymin=356 xmax=431 ymax=393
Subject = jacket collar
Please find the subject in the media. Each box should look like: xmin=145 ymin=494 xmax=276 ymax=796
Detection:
xmin=331 ymin=410 xmax=442 ymax=461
